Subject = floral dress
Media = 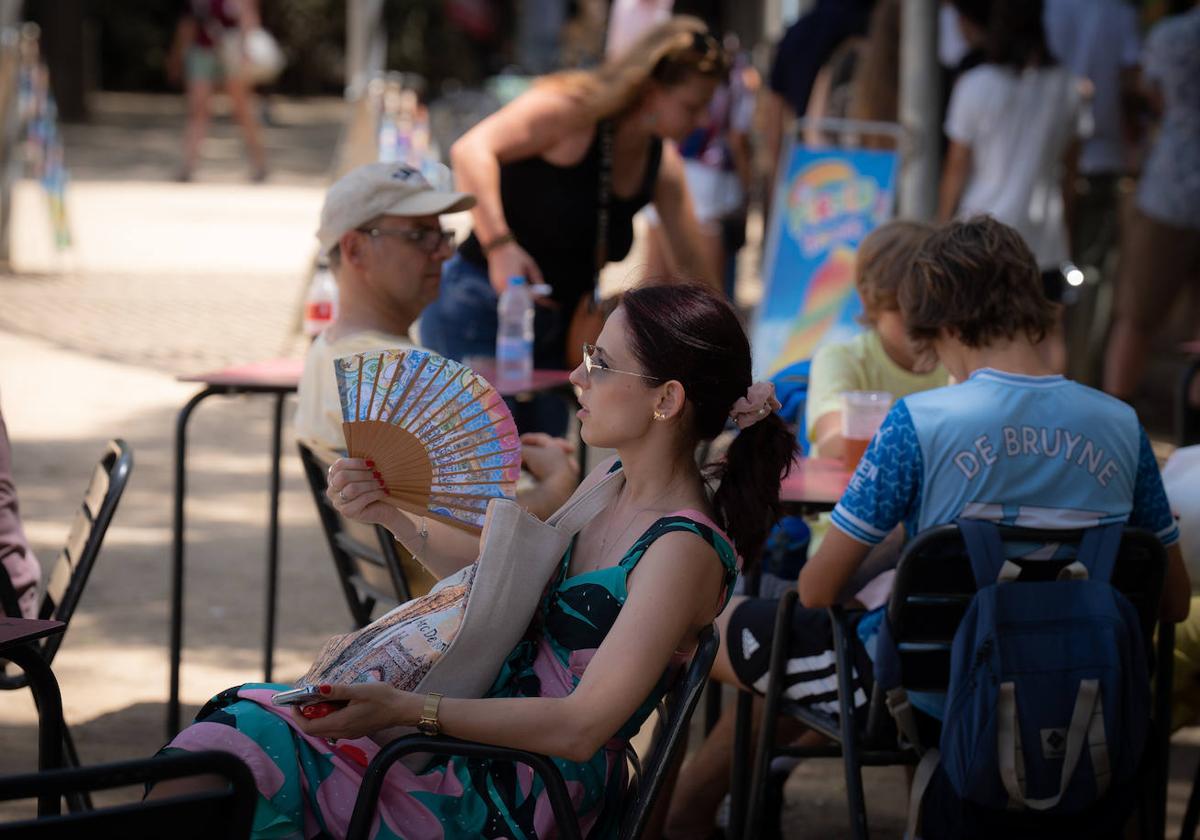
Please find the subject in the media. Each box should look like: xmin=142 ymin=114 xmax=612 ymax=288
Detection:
xmin=163 ymin=512 xmax=737 ymax=839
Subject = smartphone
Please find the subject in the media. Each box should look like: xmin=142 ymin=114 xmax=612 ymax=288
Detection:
xmin=270 ymin=684 xmax=324 ymax=706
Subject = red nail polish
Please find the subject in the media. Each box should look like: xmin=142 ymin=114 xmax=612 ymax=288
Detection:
xmin=319 ymin=684 xmax=332 ymax=695
xmin=378 ymin=479 xmax=386 ymax=488
xmin=372 ymin=471 xmax=382 ymax=479
xmin=365 ymin=460 xmax=375 ymax=468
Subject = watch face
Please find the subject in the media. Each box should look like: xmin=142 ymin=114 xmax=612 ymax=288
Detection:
xmin=417 ymin=720 xmax=438 ymax=736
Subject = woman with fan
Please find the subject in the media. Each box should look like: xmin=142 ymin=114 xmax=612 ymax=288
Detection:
xmin=151 ymin=282 xmax=795 ymax=839
xmin=419 ymin=16 xmax=725 ymax=436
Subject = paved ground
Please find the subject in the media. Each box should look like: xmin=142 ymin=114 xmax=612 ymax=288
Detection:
xmin=0 ymin=92 xmax=1196 ymax=838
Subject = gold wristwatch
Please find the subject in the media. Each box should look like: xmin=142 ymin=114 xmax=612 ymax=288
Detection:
xmin=416 ymin=692 xmax=443 ymax=736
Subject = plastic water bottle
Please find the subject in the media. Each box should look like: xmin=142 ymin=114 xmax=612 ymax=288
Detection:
xmin=303 ymin=265 xmax=338 ymax=337
xmin=496 ymin=275 xmax=533 ymax=384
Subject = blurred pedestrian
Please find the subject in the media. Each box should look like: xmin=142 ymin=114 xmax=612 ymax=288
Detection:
xmin=0 ymin=399 xmax=39 ymax=619
xmin=166 ymin=0 xmax=268 ymax=182
xmin=1044 ymin=0 xmax=1142 ymax=268
xmin=1045 ymin=0 xmax=1144 ymax=382
xmin=760 ymin=0 xmax=873 ymax=210
xmin=938 ymin=0 xmax=1088 ymax=372
xmin=801 ymin=0 xmax=901 ymax=150
xmin=644 ymin=35 xmax=757 ymax=301
xmin=1104 ymin=1 xmax=1200 ymax=401
xmin=419 ymin=17 xmax=725 ymax=435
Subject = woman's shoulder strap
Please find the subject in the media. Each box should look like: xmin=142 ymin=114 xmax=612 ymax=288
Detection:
xmin=619 ymin=512 xmax=738 ymax=578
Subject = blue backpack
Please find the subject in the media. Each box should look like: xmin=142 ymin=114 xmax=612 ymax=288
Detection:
xmin=884 ymin=519 xmax=1150 ymax=835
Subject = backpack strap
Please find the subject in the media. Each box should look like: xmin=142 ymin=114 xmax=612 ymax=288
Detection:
xmin=957 ymin=518 xmax=1022 ymax=587
xmin=905 ymin=748 xmax=942 ymax=840
xmin=997 ymin=678 xmax=1111 ymax=810
xmin=1075 ymin=522 xmax=1124 ymax=584
xmin=873 ymin=615 xmax=925 ymax=754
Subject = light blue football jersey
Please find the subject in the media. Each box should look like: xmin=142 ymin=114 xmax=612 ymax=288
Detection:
xmin=831 ymin=368 xmax=1179 ymax=549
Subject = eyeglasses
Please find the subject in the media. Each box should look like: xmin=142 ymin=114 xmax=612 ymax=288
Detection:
xmin=357 ymin=226 xmax=455 ymax=254
xmin=581 ymin=344 xmax=663 ymax=382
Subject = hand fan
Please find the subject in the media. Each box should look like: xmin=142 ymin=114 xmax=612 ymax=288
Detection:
xmin=334 ymin=349 xmax=521 ymax=532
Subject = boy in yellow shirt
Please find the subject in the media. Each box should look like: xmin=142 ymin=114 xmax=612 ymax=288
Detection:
xmin=807 ymin=219 xmax=949 ymax=460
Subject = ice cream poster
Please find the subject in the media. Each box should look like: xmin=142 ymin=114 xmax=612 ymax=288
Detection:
xmin=752 ymin=145 xmax=898 ymax=378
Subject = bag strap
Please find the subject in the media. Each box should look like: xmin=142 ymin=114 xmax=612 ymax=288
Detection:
xmin=1075 ymin=522 xmax=1124 ymax=584
xmin=997 ymin=679 xmax=1111 ymax=811
xmin=545 ymin=467 xmax=623 ymax=537
xmin=904 ymin=748 xmax=941 ymax=840
xmin=957 ymin=518 xmax=1021 ymax=587
xmin=874 ymin=615 xmax=926 ymax=754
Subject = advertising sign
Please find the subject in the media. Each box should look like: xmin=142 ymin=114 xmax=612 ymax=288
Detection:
xmin=752 ymin=144 xmax=899 ymax=378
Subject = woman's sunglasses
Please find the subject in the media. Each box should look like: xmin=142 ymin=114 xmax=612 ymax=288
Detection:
xmin=581 ymin=344 xmax=663 ymax=382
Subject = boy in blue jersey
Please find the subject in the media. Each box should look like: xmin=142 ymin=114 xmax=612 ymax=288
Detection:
xmin=798 ymin=216 xmax=1187 ymax=624
xmin=665 ymin=217 xmax=1187 ymax=840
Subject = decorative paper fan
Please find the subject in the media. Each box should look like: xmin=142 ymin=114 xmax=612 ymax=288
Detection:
xmin=334 ymin=349 xmax=521 ymax=532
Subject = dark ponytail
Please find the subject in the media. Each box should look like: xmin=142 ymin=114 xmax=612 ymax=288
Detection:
xmin=709 ymin=412 xmax=796 ymax=568
xmin=621 ymin=284 xmax=798 ymax=562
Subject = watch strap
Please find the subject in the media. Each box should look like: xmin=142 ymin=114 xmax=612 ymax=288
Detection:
xmin=417 ymin=692 xmax=443 ymax=735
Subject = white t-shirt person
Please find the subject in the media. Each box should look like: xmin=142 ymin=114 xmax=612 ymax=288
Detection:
xmin=294 ymin=328 xmax=415 ymax=454
xmin=944 ymin=64 xmax=1088 ymax=270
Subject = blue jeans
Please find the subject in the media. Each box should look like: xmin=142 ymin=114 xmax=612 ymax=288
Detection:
xmin=421 ymin=253 xmax=569 ymax=436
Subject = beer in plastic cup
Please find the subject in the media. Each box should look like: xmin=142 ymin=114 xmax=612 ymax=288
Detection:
xmin=840 ymin=391 xmax=893 ymax=470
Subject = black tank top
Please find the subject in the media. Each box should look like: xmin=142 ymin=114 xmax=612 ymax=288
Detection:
xmin=458 ymin=126 xmax=663 ymax=312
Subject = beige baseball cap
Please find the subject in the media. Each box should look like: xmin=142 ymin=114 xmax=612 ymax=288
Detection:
xmin=316 ymin=162 xmax=475 ymax=254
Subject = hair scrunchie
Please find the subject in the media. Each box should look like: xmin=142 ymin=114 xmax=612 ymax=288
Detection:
xmin=728 ymin=382 xmax=782 ymax=430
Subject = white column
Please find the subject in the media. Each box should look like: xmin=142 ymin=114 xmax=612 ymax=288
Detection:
xmin=898 ymin=0 xmax=939 ymax=220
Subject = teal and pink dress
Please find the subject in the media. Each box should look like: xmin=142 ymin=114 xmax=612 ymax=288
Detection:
xmin=163 ymin=510 xmax=737 ymax=839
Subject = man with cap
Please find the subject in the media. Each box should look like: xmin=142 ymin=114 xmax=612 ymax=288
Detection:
xmin=295 ymin=162 xmax=578 ymax=520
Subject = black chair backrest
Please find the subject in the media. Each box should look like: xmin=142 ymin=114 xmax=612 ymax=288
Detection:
xmin=887 ymin=523 xmax=1167 ymax=695
xmin=618 ymin=624 xmax=720 ymax=840
xmin=0 ymin=751 xmax=255 ymax=838
xmin=0 ymin=440 xmax=131 ymax=677
xmin=297 ymin=442 xmax=432 ymax=627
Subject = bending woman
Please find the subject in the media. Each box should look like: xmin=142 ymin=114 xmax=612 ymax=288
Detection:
xmin=153 ymin=282 xmax=796 ymax=839
xmin=420 ymin=17 xmax=725 ymax=433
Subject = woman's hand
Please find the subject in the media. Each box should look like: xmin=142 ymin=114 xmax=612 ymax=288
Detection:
xmin=487 ymin=241 xmax=546 ymax=297
xmin=519 ymin=433 xmax=576 ymax=483
xmin=515 ymin=433 xmax=579 ymax=519
xmin=326 ymin=457 xmax=396 ymax=531
xmin=291 ymin=682 xmax=419 ymax=742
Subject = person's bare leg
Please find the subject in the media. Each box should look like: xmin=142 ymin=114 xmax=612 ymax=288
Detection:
xmin=666 ymin=701 xmax=740 ymax=839
xmin=182 ymin=79 xmax=214 ymax=180
xmin=226 ymin=76 xmax=267 ymax=180
xmin=1103 ymin=314 xmax=1151 ymax=400
xmin=666 ymin=696 xmax=814 ymax=839
xmin=144 ymin=772 xmax=228 ymax=801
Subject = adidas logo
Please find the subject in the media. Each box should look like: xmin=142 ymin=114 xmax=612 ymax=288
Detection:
xmin=742 ymin=628 xmax=760 ymax=659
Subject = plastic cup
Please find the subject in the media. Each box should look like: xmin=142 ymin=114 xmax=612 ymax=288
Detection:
xmin=840 ymin=391 xmax=893 ymax=470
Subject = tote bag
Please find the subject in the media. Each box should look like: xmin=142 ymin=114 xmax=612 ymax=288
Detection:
xmin=299 ymin=467 xmax=624 ymax=738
